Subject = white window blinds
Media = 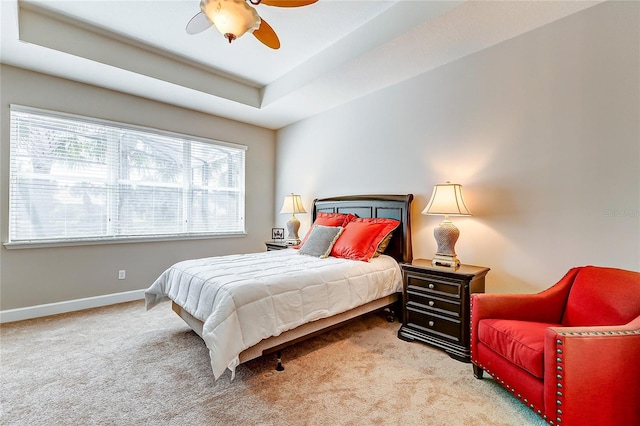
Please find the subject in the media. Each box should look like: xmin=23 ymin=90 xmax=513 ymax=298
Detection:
xmin=9 ymin=105 xmax=246 ymax=244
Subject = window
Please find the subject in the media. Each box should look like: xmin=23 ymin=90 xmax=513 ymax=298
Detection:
xmin=8 ymin=105 xmax=246 ymax=246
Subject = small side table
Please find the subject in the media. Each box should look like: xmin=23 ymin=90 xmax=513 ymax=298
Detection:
xmin=398 ymin=259 xmax=490 ymax=362
xmin=265 ymin=241 xmax=293 ymax=251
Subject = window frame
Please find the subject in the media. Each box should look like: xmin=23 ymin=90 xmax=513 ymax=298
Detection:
xmin=5 ymin=105 xmax=247 ymax=249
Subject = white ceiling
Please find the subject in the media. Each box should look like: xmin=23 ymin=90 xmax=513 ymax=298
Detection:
xmin=1 ymin=0 xmax=602 ymax=130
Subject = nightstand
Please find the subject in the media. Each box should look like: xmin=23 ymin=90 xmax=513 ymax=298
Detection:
xmin=265 ymin=241 xmax=293 ymax=251
xmin=398 ymin=259 xmax=490 ymax=363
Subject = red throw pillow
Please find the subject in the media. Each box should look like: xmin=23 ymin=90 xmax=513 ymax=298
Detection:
xmin=331 ymin=218 xmax=400 ymax=261
xmin=295 ymin=213 xmax=356 ymax=248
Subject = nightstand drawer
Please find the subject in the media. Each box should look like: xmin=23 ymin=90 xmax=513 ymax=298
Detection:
xmin=405 ymin=272 xmax=463 ymax=299
xmin=406 ymin=307 xmax=462 ymax=344
xmin=406 ymin=291 xmax=461 ymax=318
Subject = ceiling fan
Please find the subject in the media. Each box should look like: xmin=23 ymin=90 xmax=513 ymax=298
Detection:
xmin=186 ymin=0 xmax=318 ymax=50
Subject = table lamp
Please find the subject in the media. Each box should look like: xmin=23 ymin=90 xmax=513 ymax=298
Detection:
xmin=422 ymin=182 xmax=471 ymax=268
xmin=280 ymin=193 xmax=306 ymax=244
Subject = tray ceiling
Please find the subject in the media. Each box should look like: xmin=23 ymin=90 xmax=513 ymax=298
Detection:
xmin=0 ymin=0 xmax=601 ymax=129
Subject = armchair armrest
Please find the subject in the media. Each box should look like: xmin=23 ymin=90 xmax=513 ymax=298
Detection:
xmin=470 ymin=291 xmax=569 ymax=366
xmin=543 ymin=316 xmax=640 ymax=425
xmin=471 ymin=267 xmax=581 ymax=324
xmin=471 ymin=292 xmax=563 ymax=323
xmin=470 ymin=267 xmax=581 ymax=366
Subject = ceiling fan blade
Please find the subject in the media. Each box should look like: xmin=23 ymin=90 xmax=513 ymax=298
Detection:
xmin=253 ymin=18 xmax=280 ymax=49
xmin=259 ymin=0 xmax=318 ymax=7
xmin=186 ymin=12 xmax=212 ymax=35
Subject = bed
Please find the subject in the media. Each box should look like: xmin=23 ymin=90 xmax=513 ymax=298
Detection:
xmin=145 ymin=194 xmax=413 ymax=379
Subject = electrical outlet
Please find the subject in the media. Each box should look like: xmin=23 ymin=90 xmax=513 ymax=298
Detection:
xmin=118 ymin=270 xmax=126 ymax=280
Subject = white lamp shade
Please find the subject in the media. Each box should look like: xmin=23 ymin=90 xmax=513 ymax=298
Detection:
xmin=280 ymin=194 xmax=307 ymax=215
xmin=202 ymin=0 xmax=260 ymax=40
xmin=422 ymin=182 xmax=471 ymax=216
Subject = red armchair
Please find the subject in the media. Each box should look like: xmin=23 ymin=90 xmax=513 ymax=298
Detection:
xmin=470 ymin=266 xmax=640 ymax=425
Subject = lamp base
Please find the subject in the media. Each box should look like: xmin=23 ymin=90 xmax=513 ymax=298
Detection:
xmin=432 ymin=254 xmax=460 ymax=268
xmin=432 ymin=218 xmax=461 ymax=268
xmin=285 ymin=215 xmax=301 ymax=244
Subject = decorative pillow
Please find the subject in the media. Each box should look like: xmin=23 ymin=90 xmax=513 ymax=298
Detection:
xmin=330 ymin=218 xmax=400 ymax=262
xmin=298 ymin=225 xmax=344 ymax=258
xmin=295 ymin=212 xmax=356 ymax=248
xmin=372 ymin=232 xmax=393 ymax=258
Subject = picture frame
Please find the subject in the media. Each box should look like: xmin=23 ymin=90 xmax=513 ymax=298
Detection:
xmin=271 ymin=227 xmax=284 ymax=240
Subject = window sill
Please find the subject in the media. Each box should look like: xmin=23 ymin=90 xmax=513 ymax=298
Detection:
xmin=3 ymin=232 xmax=247 ymax=249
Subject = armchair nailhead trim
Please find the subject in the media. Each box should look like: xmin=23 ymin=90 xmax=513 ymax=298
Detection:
xmin=469 ymin=297 xmax=475 ymax=361
xmin=480 ymin=368 xmax=546 ymax=423
xmin=497 ymin=378 xmax=545 ymax=424
xmin=557 ymin=329 xmax=640 ymax=336
xmin=555 ymin=336 xmax=565 ymax=425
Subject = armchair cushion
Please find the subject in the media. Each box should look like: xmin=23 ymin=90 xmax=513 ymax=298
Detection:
xmin=562 ymin=266 xmax=640 ymax=326
xmin=478 ymin=319 xmax=555 ymax=379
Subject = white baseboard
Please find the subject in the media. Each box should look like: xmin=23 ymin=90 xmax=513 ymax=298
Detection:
xmin=0 ymin=289 xmax=146 ymax=323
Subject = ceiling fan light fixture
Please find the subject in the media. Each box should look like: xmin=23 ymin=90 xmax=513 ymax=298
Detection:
xmin=201 ymin=0 xmax=261 ymax=42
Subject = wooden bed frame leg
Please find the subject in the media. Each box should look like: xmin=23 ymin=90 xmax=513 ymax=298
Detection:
xmin=386 ymin=299 xmax=401 ymax=322
xmin=275 ymin=351 xmax=285 ymax=371
xmin=385 ymin=307 xmax=395 ymax=323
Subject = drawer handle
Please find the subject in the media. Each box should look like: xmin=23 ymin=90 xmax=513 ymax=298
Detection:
xmin=428 ymin=321 xmax=434 ymax=327
xmin=428 ymin=301 xmax=435 ymax=307
xmin=428 ymin=283 xmax=435 ymax=289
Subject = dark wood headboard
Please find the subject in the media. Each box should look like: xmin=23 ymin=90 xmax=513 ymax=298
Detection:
xmin=312 ymin=194 xmax=413 ymax=264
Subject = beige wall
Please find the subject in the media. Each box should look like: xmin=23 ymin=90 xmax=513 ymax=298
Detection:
xmin=2 ymin=1 xmax=638 ymax=312
xmin=275 ymin=1 xmax=640 ymax=293
xmin=0 ymin=65 xmax=276 ymax=310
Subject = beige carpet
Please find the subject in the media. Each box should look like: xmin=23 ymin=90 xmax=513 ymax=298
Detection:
xmin=1 ymin=300 xmax=546 ymax=426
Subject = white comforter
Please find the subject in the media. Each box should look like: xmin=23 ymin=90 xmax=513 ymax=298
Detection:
xmin=145 ymin=249 xmax=402 ymax=379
